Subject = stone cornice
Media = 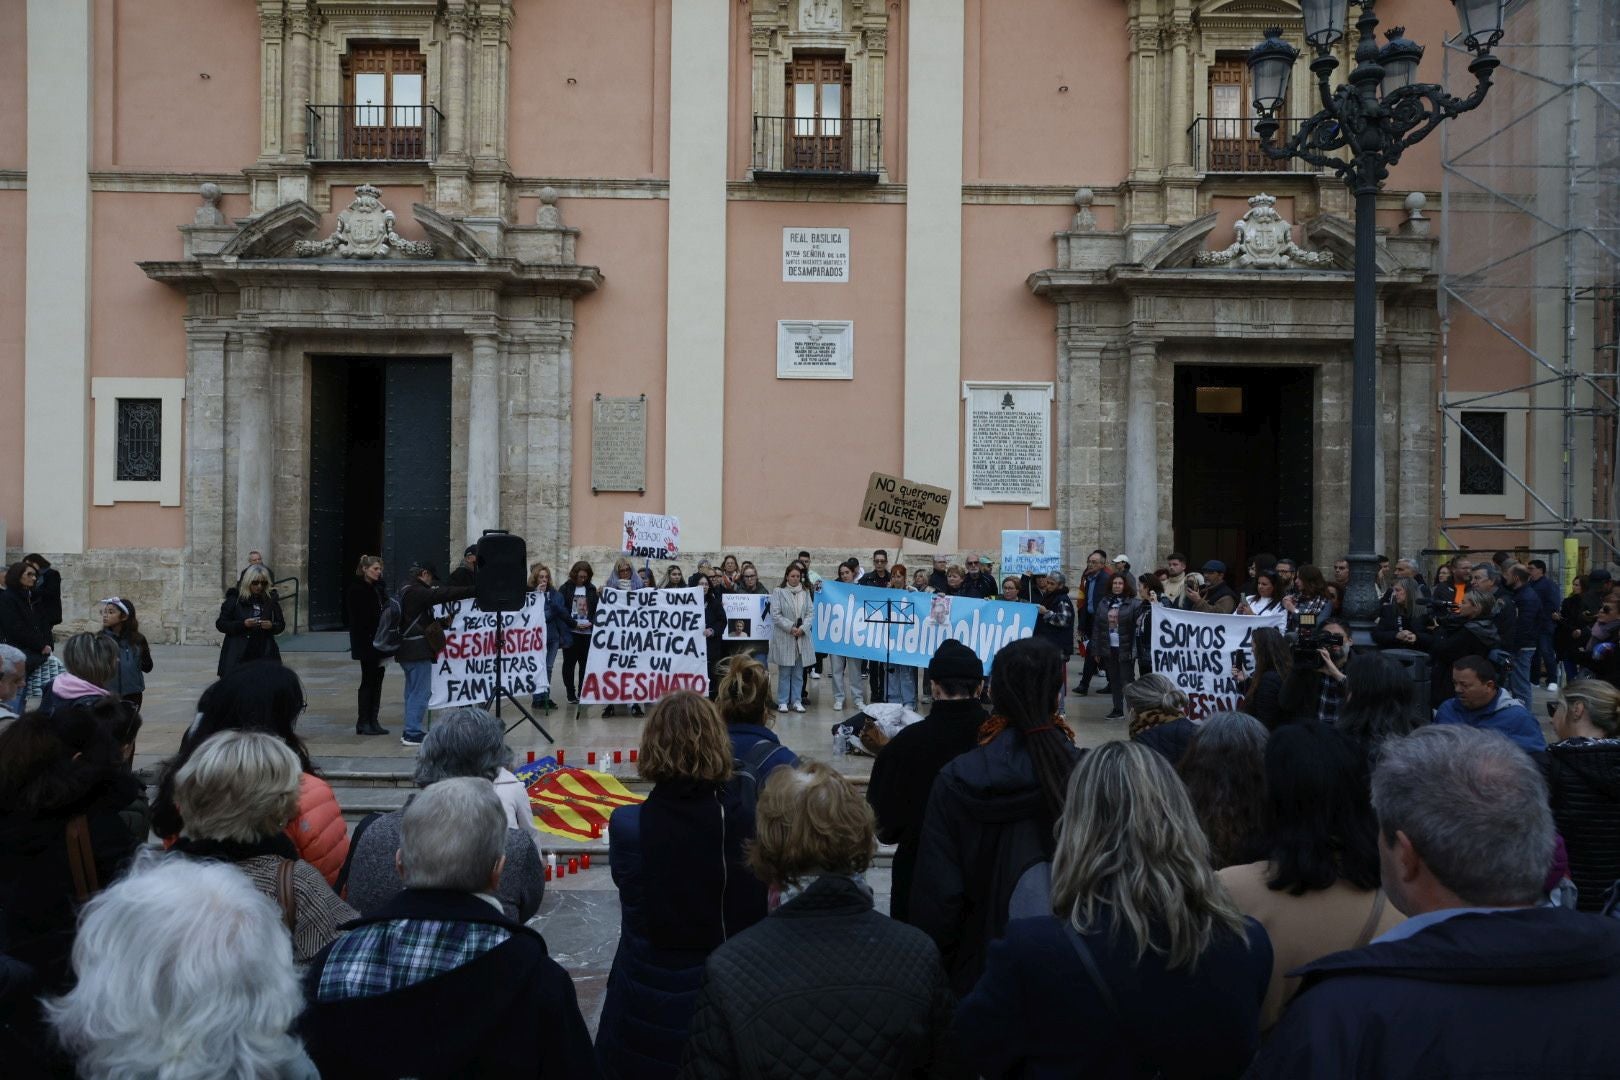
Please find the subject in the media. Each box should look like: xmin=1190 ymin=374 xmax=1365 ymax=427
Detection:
xmin=139 ymin=256 xmax=603 ymax=298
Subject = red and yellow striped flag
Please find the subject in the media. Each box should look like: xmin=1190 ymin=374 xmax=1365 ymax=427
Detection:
xmin=515 ymin=758 xmax=643 ymax=843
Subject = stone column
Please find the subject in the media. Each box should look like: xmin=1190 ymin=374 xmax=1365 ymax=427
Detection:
xmin=467 ymin=333 xmax=501 ymax=539
xmin=284 ymin=7 xmax=312 ymax=159
xmin=234 ymin=331 xmax=275 ymax=566
xmin=1124 ymin=340 xmax=1160 ymax=568
xmin=444 ymin=8 xmax=470 ymax=158
xmin=183 ymin=327 xmax=229 ymax=641
xmin=1167 ymin=22 xmax=1192 ymax=170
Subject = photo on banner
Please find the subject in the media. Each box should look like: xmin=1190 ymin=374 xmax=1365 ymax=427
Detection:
xmin=1149 ymin=604 xmax=1288 ymax=720
xmin=812 ymin=580 xmax=1041 ymax=673
xmin=721 ymin=593 xmax=771 ymax=640
xmin=622 ymin=512 xmax=680 ymax=560
xmin=1000 ymin=529 xmax=1062 ymax=576
xmin=429 ymin=593 xmax=549 ymax=709
xmin=579 ymin=585 xmax=709 ymax=704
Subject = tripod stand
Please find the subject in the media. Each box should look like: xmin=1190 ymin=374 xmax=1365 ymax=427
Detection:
xmin=861 ymin=597 xmax=916 ymax=706
xmin=489 ymin=608 xmax=555 ymax=743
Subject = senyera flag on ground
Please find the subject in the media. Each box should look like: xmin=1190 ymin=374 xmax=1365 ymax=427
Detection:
xmin=514 ymin=757 xmax=644 ymax=843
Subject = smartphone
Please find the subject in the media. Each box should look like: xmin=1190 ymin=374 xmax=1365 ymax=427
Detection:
xmin=1230 ymin=649 xmax=1245 ymax=671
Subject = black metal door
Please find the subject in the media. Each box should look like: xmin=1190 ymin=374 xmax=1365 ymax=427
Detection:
xmin=308 ymin=361 xmax=350 ymax=630
xmin=383 ymin=358 xmax=452 ymax=585
xmin=1274 ymin=368 xmax=1316 ymax=562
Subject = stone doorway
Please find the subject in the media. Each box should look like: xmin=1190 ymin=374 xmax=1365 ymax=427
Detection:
xmin=1172 ymin=364 xmax=1315 ymax=586
xmin=306 ymin=355 xmax=451 ymax=629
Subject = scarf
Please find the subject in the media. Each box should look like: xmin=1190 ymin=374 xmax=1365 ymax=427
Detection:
xmin=172 ymin=833 xmax=299 ymax=863
xmin=977 ymin=714 xmax=1076 ymax=746
xmin=770 ymin=872 xmax=872 ymax=913
xmin=1129 ymin=706 xmax=1184 ymax=739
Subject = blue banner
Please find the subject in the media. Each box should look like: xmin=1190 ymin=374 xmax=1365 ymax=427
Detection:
xmin=811 ymin=580 xmax=1042 ymax=673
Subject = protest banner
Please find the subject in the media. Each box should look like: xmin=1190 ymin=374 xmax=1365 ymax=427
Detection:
xmin=579 ymin=586 xmax=709 ymax=703
xmin=429 ymin=593 xmax=548 ymax=709
xmin=722 ymin=592 xmax=771 ymax=640
xmin=1000 ymin=529 xmax=1062 ymax=576
xmin=1149 ymin=604 xmax=1288 ymax=721
xmin=812 ymin=580 xmax=1040 ymax=673
xmin=859 ymin=472 xmax=951 ymax=545
xmin=622 ymin=512 xmax=680 ymax=559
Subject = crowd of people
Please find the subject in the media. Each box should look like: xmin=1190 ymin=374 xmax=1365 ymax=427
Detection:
xmin=3 ymin=541 xmax=1620 ymax=1077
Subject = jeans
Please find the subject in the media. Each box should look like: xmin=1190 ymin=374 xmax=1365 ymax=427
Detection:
xmin=886 ymin=666 xmax=917 ymax=709
xmin=401 ymin=661 xmax=432 ymax=738
xmin=776 ymin=663 xmax=805 ymax=708
xmin=1537 ymin=631 xmax=1558 ymax=684
xmin=535 ymin=641 xmax=561 ymax=704
xmin=1510 ymin=646 xmax=1537 ymax=707
xmin=829 ymin=654 xmax=862 ymax=707
xmin=356 ymin=660 xmax=386 ymax=725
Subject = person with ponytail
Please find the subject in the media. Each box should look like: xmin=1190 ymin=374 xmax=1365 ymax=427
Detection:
xmin=910 ymin=636 xmax=1082 ymax=994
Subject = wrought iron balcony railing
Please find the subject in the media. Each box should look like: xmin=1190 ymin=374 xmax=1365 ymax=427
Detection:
xmin=306 ymin=104 xmax=443 ymax=162
xmin=1188 ymin=117 xmax=1329 ymax=174
xmin=751 ymin=115 xmax=881 ymax=181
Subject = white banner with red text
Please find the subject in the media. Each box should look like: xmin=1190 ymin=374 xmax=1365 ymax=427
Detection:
xmin=429 ymin=593 xmax=549 ymax=710
xmin=579 ymin=586 xmax=709 ymax=704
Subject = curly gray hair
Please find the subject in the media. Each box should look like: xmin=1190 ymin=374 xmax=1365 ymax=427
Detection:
xmin=413 ymin=706 xmax=511 ymax=786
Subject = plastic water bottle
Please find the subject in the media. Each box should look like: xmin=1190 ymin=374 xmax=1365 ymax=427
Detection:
xmin=833 ymin=728 xmax=847 ymax=756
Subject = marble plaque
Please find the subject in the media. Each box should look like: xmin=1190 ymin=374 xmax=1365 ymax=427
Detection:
xmin=777 ymin=320 xmax=854 ymax=380
xmin=782 ymin=227 xmax=850 ymax=282
xmin=963 ymin=381 xmax=1053 ymax=507
xmin=591 ymin=395 xmax=647 ymax=493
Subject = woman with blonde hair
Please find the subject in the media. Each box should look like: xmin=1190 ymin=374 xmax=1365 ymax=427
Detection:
xmin=1547 ymin=680 xmax=1620 ymax=911
xmin=346 ymin=554 xmax=390 ymax=736
xmin=682 ymin=763 xmax=955 ymax=1079
xmin=715 ymin=655 xmax=800 ymax=783
xmin=215 ymin=564 xmax=285 ymax=678
xmin=955 ymin=741 xmax=1272 ymax=1078
xmin=595 ymin=691 xmax=767 ymax=1079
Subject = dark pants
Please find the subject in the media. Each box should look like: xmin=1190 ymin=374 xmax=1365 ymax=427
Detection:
xmin=1103 ymin=652 xmax=1129 ymax=714
xmin=562 ymin=640 xmax=591 ymax=701
xmin=1077 ymin=637 xmax=1103 ymax=689
xmin=356 ymin=661 xmax=386 ymax=724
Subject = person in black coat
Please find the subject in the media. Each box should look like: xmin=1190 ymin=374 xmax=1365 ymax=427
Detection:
xmin=559 ymin=561 xmax=599 ymax=706
xmin=345 ymin=555 xmax=391 ymax=737
xmin=447 ymin=545 xmax=479 ymax=587
xmin=1233 ymin=626 xmax=1291 ymax=730
xmin=911 ymin=637 xmax=1083 ymax=995
xmin=20 ymin=555 xmax=61 ymax=640
xmin=0 ymin=563 xmax=53 ymax=700
xmin=866 ymin=639 xmax=987 ymax=924
xmin=597 ymin=692 xmax=765 ymax=1080
xmin=0 ymin=709 xmax=143 ymax=1074
xmin=680 ymin=762 xmax=954 ymax=1080
xmin=395 ymin=566 xmax=477 ymax=746
xmin=300 ymin=778 xmax=596 ymax=1080
xmin=1545 ymin=681 xmax=1620 ymax=913
xmin=953 ymin=741 xmax=1271 ymax=1080
xmin=691 ymin=573 xmax=727 ymax=699
xmin=215 ymin=565 xmax=286 ymax=678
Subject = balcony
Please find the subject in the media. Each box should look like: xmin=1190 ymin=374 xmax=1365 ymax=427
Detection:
xmin=306 ymin=104 xmax=443 ymax=163
xmin=1187 ymin=117 xmax=1329 ymax=174
xmin=751 ymin=116 xmax=881 ymax=183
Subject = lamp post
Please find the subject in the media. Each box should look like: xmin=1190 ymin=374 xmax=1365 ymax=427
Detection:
xmin=1247 ymin=0 xmax=1511 ymax=643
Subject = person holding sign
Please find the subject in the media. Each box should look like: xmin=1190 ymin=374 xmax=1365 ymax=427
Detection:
xmin=559 ymin=562 xmax=598 ymax=708
xmin=769 ymin=564 xmax=817 ymax=713
xmin=1096 ymin=574 xmax=1146 ymax=721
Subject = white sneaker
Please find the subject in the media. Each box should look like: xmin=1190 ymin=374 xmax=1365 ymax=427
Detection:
xmin=1547 ymin=682 xmax=1559 ymax=694
xmin=854 ymin=699 xmax=866 ymax=710
xmin=812 ymin=671 xmax=821 ymax=679
xmin=793 ymin=702 xmax=806 ymax=712
xmin=834 ymin=698 xmax=845 ymax=710
xmin=777 ymin=703 xmax=788 ymax=712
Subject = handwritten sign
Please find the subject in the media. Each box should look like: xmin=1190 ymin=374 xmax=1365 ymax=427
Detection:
xmin=1149 ymin=604 xmax=1288 ymax=721
xmin=1000 ymin=530 xmax=1061 ymax=576
xmin=429 ymin=593 xmax=548 ymax=709
xmin=623 ymin=513 xmax=680 ymax=559
xmin=579 ymin=586 xmax=709 ymax=704
xmin=859 ymin=471 xmax=951 ymax=545
xmin=722 ymin=593 xmax=771 ymax=640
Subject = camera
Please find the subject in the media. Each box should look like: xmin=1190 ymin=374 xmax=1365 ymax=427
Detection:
xmin=1293 ymin=628 xmax=1344 ymax=669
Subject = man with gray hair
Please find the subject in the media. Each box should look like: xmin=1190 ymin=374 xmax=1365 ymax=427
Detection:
xmin=1251 ymin=726 xmax=1620 ymax=1077
xmin=301 ymin=778 xmax=595 ymax=1078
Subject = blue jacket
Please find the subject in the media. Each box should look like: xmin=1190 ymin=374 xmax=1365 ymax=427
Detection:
xmin=542 ymin=587 xmax=573 ymax=651
xmin=1433 ymin=688 xmax=1546 ymax=754
xmin=1249 ymin=908 xmax=1620 ymax=1080
xmin=1508 ymin=582 xmax=1543 ymax=649
xmin=1531 ymin=573 xmax=1562 ymax=632
xmin=955 ymin=913 xmax=1270 ymax=1080
xmin=725 ymin=724 xmax=799 ymax=781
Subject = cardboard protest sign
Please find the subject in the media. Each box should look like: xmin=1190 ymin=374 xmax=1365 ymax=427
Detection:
xmin=722 ymin=593 xmax=771 ymax=640
xmin=812 ymin=580 xmax=1040 ymax=674
xmin=622 ymin=513 xmax=680 ymax=560
xmin=429 ymin=593 xmax=548 ymax=709
xmin=1149 ymin=604 xmax=1288 ymax=721
xmin=1000 ymin=530 xmax=1061 ymax=576
xmin=579 ymin=586 xmax=709 ymax=704
xmin=859 ymin=472 xmax=951 ymax=545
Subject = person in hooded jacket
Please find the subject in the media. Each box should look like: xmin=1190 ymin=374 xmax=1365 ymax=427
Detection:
xmin=910 ymin=636 xmax=1083 ymax=995
xmin=1432 ymin=655 xmax=1545 ymax=758
xmin=1427 ymin=590 xmax=1501 ymax=706
xmin=345 ymin=555 xmax=391 ymax=737
xmin=1250 ymin=725 xmax=1620 ymax=1080
xmin=596 ymin=692 xmax=766 ymax=1080
xmin=0 ymin=707 xmax=143 ymax=1074
xmin=865 ymin=639 xmax=988 ymax=924
xmin=1544 ymin=680 xmax=1620 ymax=912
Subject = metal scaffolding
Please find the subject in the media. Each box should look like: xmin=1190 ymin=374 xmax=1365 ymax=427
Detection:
xmin=1438 ymin=0 xmax=1620 ymax=569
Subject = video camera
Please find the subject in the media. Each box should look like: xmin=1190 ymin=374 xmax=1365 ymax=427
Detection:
xmin=1293 ymin=626 xmax=1345 ymax=669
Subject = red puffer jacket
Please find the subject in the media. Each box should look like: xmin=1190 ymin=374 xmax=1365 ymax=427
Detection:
xmin=287 ymin=773 xmax=348 ymax=886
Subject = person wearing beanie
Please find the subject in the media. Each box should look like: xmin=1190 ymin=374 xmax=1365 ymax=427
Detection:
xmin=865 ymin=638 xmax=988 ymax=924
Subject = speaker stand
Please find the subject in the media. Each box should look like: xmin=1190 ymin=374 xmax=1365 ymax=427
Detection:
xmin=487 ymin=611 xmax=554 ymax=743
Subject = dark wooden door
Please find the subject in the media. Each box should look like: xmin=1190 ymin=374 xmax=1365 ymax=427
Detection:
xmin=1274 ymin=368 xmax=1316 ymax=563
xmin=787 ymin=54 xmax=850 ymax=171
xmin=1208 ymin=58 xmax=1289 ymax=172
xmin=343 ymin=42 xmax=427 ymax=159
xmin=382 ymin=358 xmax=452 ymax=584
xmin=307 ymin=361 xmax=349 ymax=630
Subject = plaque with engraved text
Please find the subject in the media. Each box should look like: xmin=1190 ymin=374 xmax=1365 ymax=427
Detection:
xmin=591 ymin=395 xmax=647 ymax=493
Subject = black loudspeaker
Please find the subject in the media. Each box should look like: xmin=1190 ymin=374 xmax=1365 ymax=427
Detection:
xmin=475 ymin=531 xmax=528 ymax=612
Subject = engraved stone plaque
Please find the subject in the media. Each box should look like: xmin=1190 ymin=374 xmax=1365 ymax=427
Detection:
xmin=963 ymin=381 xmax=1053 ymax=507
xmin=777 ymin=320 xmax=854 ymax=380
xmin=591 ymin=394 xmax=647 ymax=493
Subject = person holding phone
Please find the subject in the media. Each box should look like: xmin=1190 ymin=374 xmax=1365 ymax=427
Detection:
xmin=215 ymin=564 xmax=285 ymax=677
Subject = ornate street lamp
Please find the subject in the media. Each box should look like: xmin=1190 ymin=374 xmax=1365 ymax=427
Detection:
xmin=1246 ymin=0 xmax=1511 ymax=643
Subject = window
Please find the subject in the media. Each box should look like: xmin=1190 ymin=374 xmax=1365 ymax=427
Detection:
xmin=786 ymin=54 xmax=851 ymax=171
xmin=1459 ymin=411 xmax=1507 ymax=495
xmin=342 ymin=43 xmax=427 ymax=159
xmin=1205 ymin=58 xmax=1290 ymax=172
xmin=115 ymin=400 xmax=163 ymax=483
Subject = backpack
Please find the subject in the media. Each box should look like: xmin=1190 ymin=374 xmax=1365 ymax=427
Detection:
xmin=371 ymin=595 xmax=425 ymax=657
xmin=729 ymin=737 xmax=784 ymax=812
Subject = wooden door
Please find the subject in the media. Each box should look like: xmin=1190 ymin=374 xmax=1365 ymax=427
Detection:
xmin=343 ymin=43 xmax=426 ymax=159
xmin=787 ymin=54 xmax=851 ymax=171
xmin=1208 ymin=58 xmax=1288 ymax=172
